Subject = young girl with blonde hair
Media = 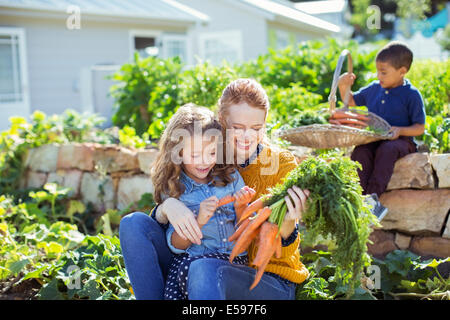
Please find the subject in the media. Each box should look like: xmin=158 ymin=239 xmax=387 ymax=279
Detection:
xmin=150 ymin=103 xmax=255 ymax=299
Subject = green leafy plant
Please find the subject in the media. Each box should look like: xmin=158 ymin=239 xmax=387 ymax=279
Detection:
xmin=238 ymin=38 xmax=377 ymax=102
xmin=407 ymin=59 xmax=450 ymax=117
xmin=38 ymin=234 xmax=133 ymax=300
xmin=118 ymin=125 xmax=149 ymax=149
xmin=179 ymin=60 xmax=238 ymax=109
xmin=60 ymin=109 xmax=106 ymax=142
xmin=371 ymin=250 xmax=450 ymax=300
xmin=265 ymin=84 xmax=324 ymax=123
xmin=109 ymin=52 xmax=183 ymax=137
xmin=417 ymin=115 xmax=450 ymax=153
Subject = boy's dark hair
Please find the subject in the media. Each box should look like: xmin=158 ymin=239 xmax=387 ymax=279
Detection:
xmin=376 ymin=41 xmax=413 ymax=71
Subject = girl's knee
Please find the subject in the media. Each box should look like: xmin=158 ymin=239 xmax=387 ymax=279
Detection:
xmin=120 ymin=211 xmax=147 ymax=230
xmin=119 ymin=211 xmax=155 ymax=240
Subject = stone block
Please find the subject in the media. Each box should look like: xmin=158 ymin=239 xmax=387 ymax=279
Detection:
xmin=380 ymin=189 xmax=450 ymax=235
xmin=387 ymin=153 xmax=434 ymax=190
xmin=57 ymin=143 xmax=95 ymax=171
xmin=430 ymin=153 xmax=450 ymax=188
xmin=117 ymin=175 xmax=154 ymax=210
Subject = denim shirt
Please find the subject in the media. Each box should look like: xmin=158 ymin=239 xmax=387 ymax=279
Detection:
xmin=166 ymin=169 xmax=245 ymax=257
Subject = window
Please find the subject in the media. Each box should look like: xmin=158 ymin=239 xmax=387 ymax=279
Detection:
xmin=0 ymin=33 xmax=23 ymax=103
xmin=129 ymin=30 xmax=161 ymax=60
xmin=268 ymin=28 xmax=296 ymax=50
xmin=129 ymin=30 xmax=187 ymax=62
xmin=134 ymin=36 xmax=159 ymax=58
xmin=161 ymin=34 xmax=187 ymax=61
xmin=0 ymin=27 xmax=30 ymax=131
xmin=199 ymin=30 xmax=243 ymax=65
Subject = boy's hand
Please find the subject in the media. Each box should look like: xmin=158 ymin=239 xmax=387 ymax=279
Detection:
xmin=338 ymin=72 xmax=356 ymax=87
xmin=388 ymin=126 xmax=401 ymax=140
xmin=197 ymin=196 xmax=218 ymax=227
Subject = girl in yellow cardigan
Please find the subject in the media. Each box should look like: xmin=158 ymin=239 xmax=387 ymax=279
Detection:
xmin=120 ymin=78 xmax=309 ymax=300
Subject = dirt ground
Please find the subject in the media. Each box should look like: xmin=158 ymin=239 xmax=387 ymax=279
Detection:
xmin=0 ymin=276 xmax=41 ymax=300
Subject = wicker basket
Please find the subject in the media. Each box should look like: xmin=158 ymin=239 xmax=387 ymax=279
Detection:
xmin=275 ymin=50 xmax=393 ymax=149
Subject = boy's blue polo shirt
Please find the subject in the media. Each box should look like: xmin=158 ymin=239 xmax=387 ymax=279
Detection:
xmin=353 ymin=79 xmax=426 ymax=127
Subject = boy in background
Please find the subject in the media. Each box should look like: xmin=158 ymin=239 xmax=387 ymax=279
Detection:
xmin=338 ymin=41 xmax=426 ymax=220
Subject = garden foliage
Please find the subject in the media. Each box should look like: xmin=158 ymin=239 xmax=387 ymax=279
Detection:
xmin=0 ymin=38 xmax=448 ymax=300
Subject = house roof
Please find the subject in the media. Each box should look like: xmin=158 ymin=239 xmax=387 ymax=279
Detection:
xmin=241 ymin=0 xmax=340 ymax=33
xmin=0 ymin=0 xmax=209 ymax=23
xmin=293 ymin=0 xmax=347 ymax=15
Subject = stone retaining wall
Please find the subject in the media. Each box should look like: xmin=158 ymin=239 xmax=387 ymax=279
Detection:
xmin=369 ymin=152 xmax=450 ymax=259
xmin=21 ymin=143 xmax=158 ymax=212
xmin=21 ymin=144 xmax=450 ymax=258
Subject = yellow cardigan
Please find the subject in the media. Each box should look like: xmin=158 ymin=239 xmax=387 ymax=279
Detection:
xmin=238 ymin=144 xmax=309 ymax=285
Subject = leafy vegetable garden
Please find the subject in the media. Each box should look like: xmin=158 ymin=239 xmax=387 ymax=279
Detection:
xmin=1 ymin=39 xmax=449 ymax=300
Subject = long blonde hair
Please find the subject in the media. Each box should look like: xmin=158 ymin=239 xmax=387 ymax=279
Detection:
xmin=151 ymin=103 xmax=236 ymax=204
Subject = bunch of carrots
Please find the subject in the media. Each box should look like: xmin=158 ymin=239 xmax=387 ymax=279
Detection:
xmin=215 ymin=190 xmax=286 ymax=290
xmin=328 ymin=109 xmax=370 ymax=129
xmin=217 ymin=153 xmax=378 ymax=296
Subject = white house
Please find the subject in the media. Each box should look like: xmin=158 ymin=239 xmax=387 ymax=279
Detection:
xmin=293 ymin=0 xmax=353 ymax=39
xmin=0 ymin=0 xmax=341 ymax=130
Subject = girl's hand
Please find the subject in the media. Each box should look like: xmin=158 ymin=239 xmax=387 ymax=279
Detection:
xmin=234 ymin=186 xmax=256 ymax=207
xmin=284 ymin=186 xmax=310 ymax=222
xmin=197 ymin=196 xmax=219 ymax=227
xmin=162 ymin=197 xmax=203 ymax=245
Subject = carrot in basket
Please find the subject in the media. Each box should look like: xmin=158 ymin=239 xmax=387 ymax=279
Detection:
xmin=330 ymin=118 xmax=367 ymax=129
xmin=329 ymin=119 xmax=342 ymax=125
xmin=251 ymin=221 xmax=279 ymax=268
xmin=217 ymin=194 xmax=236 ymax=207
xmin=331 ymin=110 xmax=369 ymax=121
xmin=237 ymin=197 xmax=264 ymax=225
xmin=229 ymin=207 xmax=272 ymax=263
xmin=338 ymin=118 xmax=368 ymax=127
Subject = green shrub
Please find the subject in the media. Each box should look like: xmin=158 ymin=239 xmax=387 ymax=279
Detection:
xmin=407 ymin=59 xmax=450 ymax=117
xmin=265 ymin=84 xmax=324 ymax=123
xmin=179 ymin=60 xmax=238 ymax=109
xmin=109 ymin=53 xmax=183 ymax=137
xmin=238 ymin=38 xmax=378 ymax=102
xmin=417 ymin=115 xmax=450 ymax=153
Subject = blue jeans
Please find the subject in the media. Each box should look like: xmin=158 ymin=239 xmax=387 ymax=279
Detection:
xmin=187 ymin=258 xmax=296 ymax=300
xmin=119 ymin=212 xmax=173 ymax=300
xmin=119 ymin=211 xmax=296 ymax=300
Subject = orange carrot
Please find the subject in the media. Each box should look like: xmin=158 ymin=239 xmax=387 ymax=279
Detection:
xmin=250 ymin=244 xmax=278 ymax=290
xmin=275 ymin=234 xmax=282 ymax=259
xmin=329 ymin=119 xmax=342 ymax=125
xmin=237 ymin=197 xmax=264 ymax=225
xmin=229 ymin=207 xmax=272 ymax=263
xmin=228 ymin=217 xmax=251 ymax=242
xmin=217 ymin=194 xmax=236 ymax=207
xmin=229 ymin=226 xmax=261 ymax=263
xmin=251 ymin=221 xmax=279 ymax=268
xmin=337 ymin=118 xmax=368 ymax=127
